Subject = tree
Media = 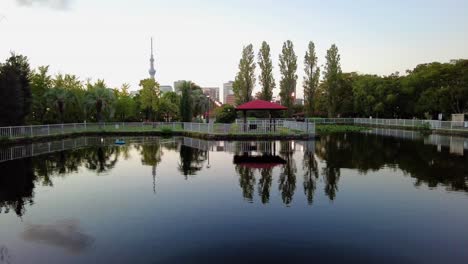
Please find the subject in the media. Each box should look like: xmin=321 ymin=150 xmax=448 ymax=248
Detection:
xmin=323 ymin=44 xmax=342 ymax=117
xmin=214 ymin=104 xmax=236 ymax=123
xmin=257 ymin=41 xmax=275 ymax=101
xmin=157 ymin=92 xmax=180 ymax=121
xmin=303 ymin=41 xmax=320 ymax=117
xmin=139 ymin=78 xmax=160 ymax=121
xmin=45 ymin=87 xmax=74 ymax=123
xmin=179 ymin=81 xmax=194 ymax=122
xmin=114 ymin=84 xmax=136 ymax=121
xmin=52 ymin=74 xmax=85 ymax=122
xmin=233 ymin=44 xmax=256 ymax=105
xmin=0 ymin=53 xmax=32 ymax=126
xmin=29 ymin=66 xmax=52 ymax=123
xmin=279 ymin=40 xmax=298 ymax=117
xmin=85 ymin=80 xmax=115 ymax=122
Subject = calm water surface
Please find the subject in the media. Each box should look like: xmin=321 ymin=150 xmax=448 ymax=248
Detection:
xmin=0 ymin=131 xmax=467 ymax=264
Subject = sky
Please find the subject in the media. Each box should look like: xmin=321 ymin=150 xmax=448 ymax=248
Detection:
xmin=1 ymin=0 xmax=467 ymax=99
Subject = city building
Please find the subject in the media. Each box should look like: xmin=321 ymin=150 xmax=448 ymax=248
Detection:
xmin=223 ymin=81 xmax=234 ymax=104
xmin=225 ymin=94 xmax=236 ymax=106
xmin=160 ymin=85 xmax=173 ymax=94
xmin=202 ymin=87 xmax=220 ymax=101
xmin=295 ymin=98 xmax=304 ymax=105
xmin=174 ymin=80 xmax=186 ymax=92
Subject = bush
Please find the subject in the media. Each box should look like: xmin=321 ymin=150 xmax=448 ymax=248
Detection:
xmin=215 ymin=105 xmax=237 ymax=123
xmin=160 ymin=127 xmax=173 ymax=134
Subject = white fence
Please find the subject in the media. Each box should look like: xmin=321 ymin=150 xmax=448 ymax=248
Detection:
xmin=0 ymin=121 xmax=315 ymax=140
xmin=238 ymin=118 xmax=468 ymax=132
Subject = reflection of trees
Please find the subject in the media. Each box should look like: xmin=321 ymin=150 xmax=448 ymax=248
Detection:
xmin=0 ymin=158 xmax=35 ymax=216
xmin=84 ymin=147 xmax=119 ymax=174
xmin=279 ymin=142 xmax=296 ymax=205
xmin=258 ymin=168 xmax=272 ymax=204
xmin=315 ymin=133 xmax=468 ymax=197
xmin=237 ymin=165 xmax=255 ymax=202
xmin=303 ymin=151 xmax=319 ymax=205
xmin=178 ymin=145 xmax=206 ymax=178
xmin=139 ymin=143 xmax=163 ymax=193
xmin=315 ymin=135 xmax=342 ymax=201
xmin=33 ymin=149 xmax=88 ymax=186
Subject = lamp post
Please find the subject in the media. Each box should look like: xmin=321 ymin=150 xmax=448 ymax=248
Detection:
xmin=206 ymin=95 xmax=211 ymax=123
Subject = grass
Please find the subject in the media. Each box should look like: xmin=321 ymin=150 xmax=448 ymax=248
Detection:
xmin=316 ymin=124 xmax=369 ymax=134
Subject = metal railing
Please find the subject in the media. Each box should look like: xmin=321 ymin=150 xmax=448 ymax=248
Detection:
xmin=0 ymin=121 xmax=315 ymax=140
xmin=238 ymin=118 xmax=468 ymax=132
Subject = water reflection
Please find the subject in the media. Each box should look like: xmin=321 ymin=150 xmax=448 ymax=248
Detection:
xmin=21 ymin=219 xmax=94 ymax=253
xmin=0 ymin=158 xmax=35 ymax=216
xmin=0 ymin=133 xmax=467 ymax=217
xmin=178 ymin=145 xmax=207 ymax=178
xmin=303 ymin=149 xmax=319 ymax=205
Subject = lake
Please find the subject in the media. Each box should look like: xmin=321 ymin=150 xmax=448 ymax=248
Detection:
xmin=0 ymin=131 xmax=467 ymax=264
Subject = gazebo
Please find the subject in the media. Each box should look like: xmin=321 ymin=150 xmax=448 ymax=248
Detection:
xmin=235 ymin=99 xmax=287 ymax=132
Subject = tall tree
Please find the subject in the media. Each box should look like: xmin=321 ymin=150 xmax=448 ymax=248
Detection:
xmin=0 ymin=53 xmax=32 ymax=126
xmin=85 ymin=80 xmax=115 ymax=122
xmin=29 ymin=66 xmax=52 ymax=123
xmin=139 ymin=78 xmax=160 ymax=121
xmin=257 ymin=41 xmax=275 ymax=101
xmin=323 ymin=44 xmax=342 ymax=117
xmin=233 ymin=44 xmax=256 ymax=105
xmin=303 ymin=41 xmax=320 ymax=117
xmin=114 ymin=83 xmax=137 ymax=121
xmin=45 ymin=87 xmax=74 ymax=123
xmin=179 ymin=81 xmax=194 ymax=122
xmin=279 ymin=40 xmax=298 ymax=117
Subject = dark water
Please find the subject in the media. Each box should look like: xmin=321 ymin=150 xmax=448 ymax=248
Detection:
xmin=0 ymin=132 xmax=467 ymax=264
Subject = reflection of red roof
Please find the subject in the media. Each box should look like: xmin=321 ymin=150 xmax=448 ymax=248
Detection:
xmin=235 ymin=100 xmax=287 ymax=111
xmin=237 ymin=163 xmax=283 ymax=169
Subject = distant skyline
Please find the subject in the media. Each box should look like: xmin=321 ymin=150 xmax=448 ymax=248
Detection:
xmin=1 ymin=0 xmax=467 ymax=99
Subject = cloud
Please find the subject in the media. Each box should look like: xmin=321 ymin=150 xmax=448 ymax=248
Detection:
xmin=15 ymin=0 xmax=72 ymax=10
xmin=21 ymin=219 xmax=94 ymax=253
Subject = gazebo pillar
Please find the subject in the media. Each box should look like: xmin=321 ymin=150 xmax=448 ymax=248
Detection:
xmin=243 ymin=110 xmax=247 ymax=132
xmin=269 ymin=111 xmax=272 ymax=132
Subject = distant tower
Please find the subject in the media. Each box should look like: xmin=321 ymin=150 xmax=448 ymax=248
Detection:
xmin=149 ymin=38 xmax=156 ymax=79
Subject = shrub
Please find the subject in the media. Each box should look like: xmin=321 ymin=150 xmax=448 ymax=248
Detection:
xmin=215 ymin=105 xmax=237 ymax=123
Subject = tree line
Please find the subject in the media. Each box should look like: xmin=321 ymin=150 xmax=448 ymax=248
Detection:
xmin=0 ymin=53 xmax=214 ymax=126
xmin=233 ymin=41 xmax=468 ymax=119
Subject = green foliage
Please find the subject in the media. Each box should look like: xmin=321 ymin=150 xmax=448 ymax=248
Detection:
xmin=179 ymin=81 xmax=194 ymax=122
xmin=257 ymin=41 xmax=275 ymax=101
xmin=303 ymin=41 xmax=320 ymax=117
xmin=215 ymin=104 xmax=237 ymax=123
xmin=85 ymin=80 xmax=115 ymax=122
xmin=316 ymin=124 xmax=368 ymax=133
xmin=114 ymin=84 xmax=137 ymax=121
xmin=29 ymin=66 xmax=52 ymax=123
xmin=323 ymin=44 xmax=342 ymax=117
xmin=157 ymin=93 xmax=179 ymax=121
xmin=0 ymin=53 xmax=32 ymax=126
xmin=279 ymin=40 xmax=298 ymax=117
xmin=160 ymin=127 xmax=173 ymax=134
xmin=233 ymin=44 xmax=256 ymax=105
xmin=45 ymin=87 xmax=75 ymax=123
xmin=139 ymin=78 xmax=160 ymax=121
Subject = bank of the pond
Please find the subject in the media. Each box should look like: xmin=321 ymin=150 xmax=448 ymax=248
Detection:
xmin=315 ymin=124 xmax=370 ymax=134
xmin=0 ymin=129 xmax=318 ymax=146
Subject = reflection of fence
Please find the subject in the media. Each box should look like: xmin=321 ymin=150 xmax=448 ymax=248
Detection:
xmin=364 ymin=128 xmax=468 ymax=155
xmin=0 ymin=137 xmax=164 ymax=163
xmin=181 ymin=137 xmax=315 ymax=154
xmin=0 ymin=121 xmax=315 ymax=140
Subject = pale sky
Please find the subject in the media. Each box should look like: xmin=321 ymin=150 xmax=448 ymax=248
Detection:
xmin=1 ymin=0 xmax=467 ymax=99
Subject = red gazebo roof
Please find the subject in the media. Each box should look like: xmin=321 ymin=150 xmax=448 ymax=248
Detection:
xmin=235 ymin=100 xmax=287 ymax=111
